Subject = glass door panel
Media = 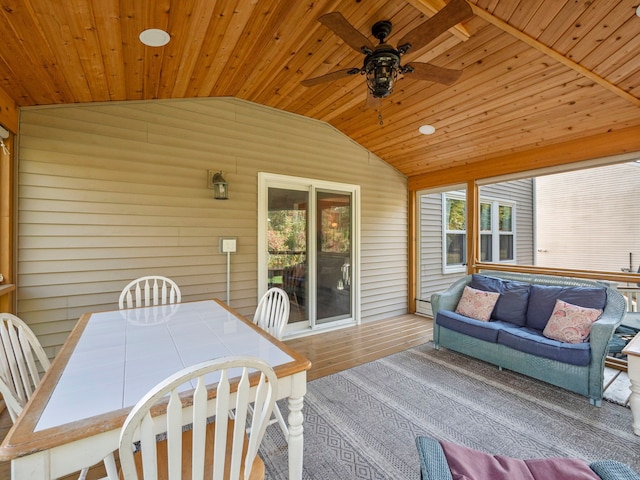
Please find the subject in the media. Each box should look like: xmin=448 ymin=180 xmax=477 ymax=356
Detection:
xmin=267 ymin=188 xmax=308 ymax=324
xmin=316 ymin=191 xmax=352 ymax=324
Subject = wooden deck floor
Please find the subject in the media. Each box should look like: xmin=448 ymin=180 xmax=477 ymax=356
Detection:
xmin=0 ymin=313 xmax=433 ymax=479
xmin=286 ymin=313 xmax=434 ymax=381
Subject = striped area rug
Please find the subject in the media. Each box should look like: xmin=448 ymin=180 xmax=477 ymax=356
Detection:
xmin=259 ymin=342 xmax=640 ymax=480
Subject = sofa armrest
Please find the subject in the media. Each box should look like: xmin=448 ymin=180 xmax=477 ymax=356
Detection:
xmin=590 ymin=460 xmax=640 ymax=480
xmin=587 ymin=287 xmax=626 ymax=404
xmin=431 ymin=276 xmax=471 ymax=317
xmin=589 ymin=288 xmax=626 ymax=360
xmin=415 ymin=436 xmax=453 ymax=480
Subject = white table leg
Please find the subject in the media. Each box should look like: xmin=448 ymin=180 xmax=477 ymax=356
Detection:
xmin=287 ymin=395 xmax=305 ymax=480
xmin=628 ymin=354 xmax=640 ymax=435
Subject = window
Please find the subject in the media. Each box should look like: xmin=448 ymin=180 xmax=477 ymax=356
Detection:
xmin=480 ymin=202 xmax=492 ymax=262
xmin=481 ymin=200 xmax=515 ymax=263
xmin=499 ymin=204 xmax=514 ymax=261
xmin=444 ymin=195 xmax=466 ymax=271
xmin=443 ymin=194 xmax=515 ymax=273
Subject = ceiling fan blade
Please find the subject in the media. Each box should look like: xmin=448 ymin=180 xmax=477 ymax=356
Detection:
xmin=301 ymin=68 xmax=360 ymax=87
xmin=406 ymin=62 xmax=463 ymax=85
xmin=397 ymin=0 xmax=473 ymax=53
xmin=318 ymin=12 xmax=374 ymax=53
xmin=364 ymin=91 xmax=382 ymax=109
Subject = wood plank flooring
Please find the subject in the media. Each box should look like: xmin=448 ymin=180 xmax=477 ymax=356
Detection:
xmin=286 ymin=313 xmax=434 ymax=381
xmin=0 ymin=313 xmax=433 ymax=479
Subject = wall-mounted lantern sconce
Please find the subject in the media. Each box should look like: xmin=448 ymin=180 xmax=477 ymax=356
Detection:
xmin=208 ymin=170 xmax=228 ymax=200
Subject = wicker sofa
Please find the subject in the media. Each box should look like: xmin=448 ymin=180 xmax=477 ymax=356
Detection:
xmin=431 ymin=271 xmax=626 ymax=406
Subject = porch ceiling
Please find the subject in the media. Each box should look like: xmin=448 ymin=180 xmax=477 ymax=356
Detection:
xmin=1 ymin=0 xmax=639 ymax=179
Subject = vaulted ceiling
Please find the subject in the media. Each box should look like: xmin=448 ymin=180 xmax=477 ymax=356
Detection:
xmin=1 ymin=0 xmax=639 ymax=181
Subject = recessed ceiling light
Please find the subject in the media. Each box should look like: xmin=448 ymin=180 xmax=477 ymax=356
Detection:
xmin=139 ymin=29 xmax=170 ymax=47
xmin=636 ymin=5 xmax=640 ymax=17
xmin=419 ymin=124 xmax=436 ymax=135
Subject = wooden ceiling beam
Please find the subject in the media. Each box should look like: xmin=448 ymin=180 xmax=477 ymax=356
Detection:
xmin=468 ymin=3 xmax=640 ymax=108
xmin=0 ymin=85 xmax=18 ymax=134
xmin=407 ymin=124 xmax=640 ymax=191
xmin=406 ymin=0 xmax=471 ymax=41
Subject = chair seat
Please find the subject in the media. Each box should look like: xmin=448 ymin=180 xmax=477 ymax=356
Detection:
xmin=123 ymin=420 xmax=264 ymax=480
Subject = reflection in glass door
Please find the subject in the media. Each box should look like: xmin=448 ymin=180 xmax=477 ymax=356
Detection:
xmin=259 ymin=173 xmax=359 ymax=335
xmin=316 ymin=191 xmax=351 ymax=324
xmin=267 ymin=188 xmax=308 ymax=324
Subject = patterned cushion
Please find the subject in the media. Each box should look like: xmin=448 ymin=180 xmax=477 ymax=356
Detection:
xmin=542 ymin=299 xmax=603 ymax=344
xmin=455 ymin=286 xmax=500 ymax=322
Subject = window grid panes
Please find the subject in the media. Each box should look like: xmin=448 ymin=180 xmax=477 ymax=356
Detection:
xmin=443 ymin=194 xmax=515 ymax=268
xmin=445 ymin=197 xmax=466 ymax=267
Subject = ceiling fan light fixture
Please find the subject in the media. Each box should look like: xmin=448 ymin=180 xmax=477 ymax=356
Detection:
xmin=365 ymin=47 xmax=400 ymax=98
xmin=139 ymin=28 xmax=170 ymax=47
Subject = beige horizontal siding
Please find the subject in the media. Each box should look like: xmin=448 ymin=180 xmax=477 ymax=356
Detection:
xmin=535 ymin=162 xmax=640 ymax=273
xmin=18 ymin=97 xmax=407 ymax=357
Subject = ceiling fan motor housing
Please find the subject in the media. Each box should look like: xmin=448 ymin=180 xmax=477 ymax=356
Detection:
xmin=364 ymin=44 xmax=401 ymax=98
xmin=371 ymin=20 xmax=393 ymax=42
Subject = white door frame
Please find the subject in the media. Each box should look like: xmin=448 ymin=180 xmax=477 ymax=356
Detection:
xmin=258 ymin=172 xmax=361 ymax=335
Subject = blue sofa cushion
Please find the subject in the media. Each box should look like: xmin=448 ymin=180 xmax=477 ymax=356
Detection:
xmin=498 ymin=325 xmax=591 ymax=366
xmin=526 ymin=285 xmax=607 ymax=331
xmin=436 ymin=310 xmax=509 ymax=343
xmin=470 ymin=274 xmax=531 ymax=326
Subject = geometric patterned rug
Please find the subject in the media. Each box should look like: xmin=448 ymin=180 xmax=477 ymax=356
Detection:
xmin=259 ymin=342 xmax=640 ymax=479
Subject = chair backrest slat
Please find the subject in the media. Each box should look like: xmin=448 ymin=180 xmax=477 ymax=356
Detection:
xmin=254 ymin=288 xmax=290 ymax=340
xmin=166 ymin=389 xmax=183 ymax=480
xmin=0 ymin=314 xmax=51 ymax=423
xmin=119 ymin=356 xmax=277 ymax=480
xmin=119 ymin=276 xmax=182 ymax=310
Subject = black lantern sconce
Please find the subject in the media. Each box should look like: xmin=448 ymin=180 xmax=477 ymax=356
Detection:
xmin=208 ymin=170 xmax=229 ymax=200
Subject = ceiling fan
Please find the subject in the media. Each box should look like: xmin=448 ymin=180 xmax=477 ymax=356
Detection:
xmin=301 ymin=0 xmax=473 ymax=107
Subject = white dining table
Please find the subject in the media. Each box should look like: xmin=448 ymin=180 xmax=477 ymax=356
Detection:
xmin=0 ymin=299 xmax=311 ymax=479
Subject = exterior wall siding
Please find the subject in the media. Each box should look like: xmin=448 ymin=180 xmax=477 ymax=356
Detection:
xmin=535 ymin=162 xmax=640 ymax=273
xmin=17 ymin=98 xmax=407 ymax=357
xmin=479 ymin=179 xmax=535 ymax=266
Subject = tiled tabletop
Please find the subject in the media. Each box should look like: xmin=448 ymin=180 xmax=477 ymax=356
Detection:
xmin=36 ymin=300 xmax=294 ymax=431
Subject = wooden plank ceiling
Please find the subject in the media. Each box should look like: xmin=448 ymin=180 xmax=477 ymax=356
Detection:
xmin=0 ymin=0 xmax=639 ymax=181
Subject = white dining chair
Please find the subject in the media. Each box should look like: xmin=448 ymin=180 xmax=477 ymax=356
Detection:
xmin=254 ymin=287 xmax=290 ymax=340
xmin=252 ymin=287 xmax=290 ymax=439
xmin=118 ymin=356 xmax=277 ymax=480
xmin=0 ymin=313 xmax=118 ymax=480
xmin=118 ymin=275 xmax=182 ymax=309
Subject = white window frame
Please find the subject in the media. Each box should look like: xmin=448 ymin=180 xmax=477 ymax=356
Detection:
xmin=258 ymin=172 xmax=361 ymax=334
xmin=442 ymin=192 xmax=467 ymax=274
xmin=442 ymin=194 xmax=516 ymax=273
xmin=497 ymin=202 xmax=516 ymax=262
xmin=481 ymin=197 xmax=516 ymax=264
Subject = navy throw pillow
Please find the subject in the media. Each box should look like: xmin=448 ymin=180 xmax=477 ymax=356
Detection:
xmin=526 ymin=285 xmax=607 ymax=331
xmin=469 ymin=274 xmax=531 ymax=327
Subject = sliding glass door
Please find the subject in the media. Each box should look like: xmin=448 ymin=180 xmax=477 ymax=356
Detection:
xmin=258 ymin=173 xmax=359 ymax=335
xmin=316 ymin=191 xmax=352 ymax=324
xmin=266 ymin=187 xmax=309 ymax=324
